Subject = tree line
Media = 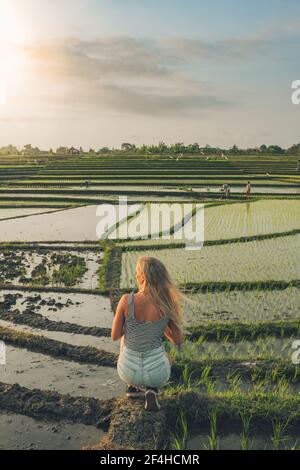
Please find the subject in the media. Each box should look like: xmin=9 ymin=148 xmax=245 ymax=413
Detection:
xmin=1 ymin=142 xmax=300 ymax=156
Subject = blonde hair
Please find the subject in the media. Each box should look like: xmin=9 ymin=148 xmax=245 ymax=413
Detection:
xmin=136 ymin=256 xmax=185 ymax=336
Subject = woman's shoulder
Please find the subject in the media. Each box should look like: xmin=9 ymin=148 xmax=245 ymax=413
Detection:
xmin=118 ymin=293 xmax=130 ymax=306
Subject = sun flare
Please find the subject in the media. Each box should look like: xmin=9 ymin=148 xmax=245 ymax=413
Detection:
xmin=0 ymin=1 xmax=26 ymax=105
xmin=0 ymin=1 xmax=24 ymax=44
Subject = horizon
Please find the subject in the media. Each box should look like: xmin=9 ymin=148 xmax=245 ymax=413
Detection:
xmin=0 ymin=0 xmax=299 ymax=148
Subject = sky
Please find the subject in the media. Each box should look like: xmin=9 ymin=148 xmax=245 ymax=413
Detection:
xmin=0 ymin=0 xmax=299 ymax=149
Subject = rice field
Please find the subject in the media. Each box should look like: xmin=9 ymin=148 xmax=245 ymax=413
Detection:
xmin=183 ymin=287 xmax=300 ymax=323
xmin=1 ymin=152 xmax=300 ymax=450
xmin=120 ymin=234 xmax=300 ymax=286
xmin=117 ymin=199 xmax=300 ymax=246
xmin=0 ymin=249 xmax=102 ymax=289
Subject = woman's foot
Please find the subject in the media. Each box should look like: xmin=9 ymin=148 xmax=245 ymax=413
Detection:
xmin=126 ymin=385 xmax=145 ymax=398
xmin=144 ymin=388 xmax=161 ymax=411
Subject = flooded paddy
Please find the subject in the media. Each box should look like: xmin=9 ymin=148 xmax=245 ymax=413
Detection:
xmin=0 ymin=290 xmax=114 ymax=328
xmin=187 ymin=431 xmax=300 ymax=450
xmin=184 ymin=287 xmax=300 ymax=323
xmin=0 ymin=204 xmax=140 ymax=242
xmin=0 ymin=320 xmax=119 ymax=354
xmin=0 ymin=249 xmax=102 ymax=289
xmin=0 ymin=208 xmax=60 ymax=221
xmin=192 ymin=185 xmax=300 ymax=195
xmin=1 ymin=152 xmax=300 ymax=450
xmin=0 ymin=412 xmax=104 ymax=450
xmin=0 ymin=344 xmax=123 ymax=400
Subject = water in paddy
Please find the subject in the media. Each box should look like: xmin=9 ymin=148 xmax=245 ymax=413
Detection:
xmin=192 ymin=186 xmax=300 ymax=194
xmin=0 ymin=344 xmax=123 ymax=401
xmin=0 ymin=319 xmax=119 ymax=354
xmin=0 ymin=411 xmax=104 ymax=450
xmin=0 ymin=204 xmax=141 ymax=242
xmin=0 ymin=250 xmax=102 ymax=289
xmin=0 ymin=208 xmax=58 ymax=221
xmin=183 ymin=287 xmax=300 ymax=323
xmin=187 ymin=431 xmax=300 ymax=450
xmin=0 ymin=290 xmax=114 ymax=328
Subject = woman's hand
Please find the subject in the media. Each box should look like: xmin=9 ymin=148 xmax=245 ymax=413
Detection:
xmin=164 ymin=321 xmax=184 ymax=346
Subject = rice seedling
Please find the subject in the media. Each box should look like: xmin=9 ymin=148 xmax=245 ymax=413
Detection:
xmin=271 ymin=418 xmax=291 ymax=450
xmin=240 ymin=413 xmax=252 ymax=450
xmin=205 ymin=407 xmax=219 ymax=450
xmin=170 ymin=410 xmax=190 ymax=450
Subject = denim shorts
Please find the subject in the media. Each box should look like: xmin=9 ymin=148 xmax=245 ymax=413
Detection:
xmin=117 ymin=343 xmax=171 ymax=389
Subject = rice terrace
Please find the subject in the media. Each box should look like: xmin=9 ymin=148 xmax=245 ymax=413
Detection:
xmin=0 ymin=146 xmax=299 ymax=451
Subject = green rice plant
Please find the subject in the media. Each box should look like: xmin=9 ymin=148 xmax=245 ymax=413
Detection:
xmin=170 ymin=410 xmax=189 ymax=450
xmin=286 ymin=439 xmax=300 ymax=451
xmin=270 ymin=366 xmax=280 ymax=383
xmin=197 ymin=366 xmax=215 ymax=393
xmin=181 ymin=364 xmax=194 ymax=389
xmin=275 ymin=377 xmax=291 ymax=396
xmin=205 ymin=407 xmax=219 ymax=450
xmin=240 ymin=413 xmax=252 ymax=450
xmin=200 ymin=365 xmax=212 ymax=382
xmin=271 ymin=418 xmax=291 ymax=450
xmin=121 ymin=235 xmax=300 ymax=288
xmin=227 ymin=372 xmax=243 ymax=395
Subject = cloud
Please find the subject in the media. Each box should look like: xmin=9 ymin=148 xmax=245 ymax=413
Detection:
xmin=14 ymin=36 xmax=231 ymax=116
xmin=15 ymin=25 xmax=299 ymax=117
xmin=3 ymin=22 xmax=300 ymax=118
xmin=162 ymin=36 xmax=273 ymax=61
xmin=86 ymin=84 xmax=230 ymax=116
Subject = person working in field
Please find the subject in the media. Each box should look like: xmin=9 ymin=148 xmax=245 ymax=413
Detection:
xmin=111 ymin=256 xmax=184 ymax=411
xmin=245 ymin=181 xmax=251 ymax=198
xmin=220 ymin=183 xmax=228 ymax=199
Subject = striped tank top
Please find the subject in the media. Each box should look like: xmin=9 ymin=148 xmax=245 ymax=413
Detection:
xmin=124 ymin=292 xmax=169 ymax=353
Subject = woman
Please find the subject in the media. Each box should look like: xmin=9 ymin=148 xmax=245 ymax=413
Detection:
xmin=111 ymin=256 xmax=184 ymax=411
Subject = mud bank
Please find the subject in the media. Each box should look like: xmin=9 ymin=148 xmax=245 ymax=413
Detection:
xmin=0 ymin=382 xmax=115 ymax=428
xmin=85 ymin=396 xmax=168 ymax=450
xmin=0 ymin=326 xmax=117 ymax=367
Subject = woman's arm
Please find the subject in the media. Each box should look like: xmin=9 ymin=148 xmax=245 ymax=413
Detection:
xmin=164 ymin=320 xmax=183 ymax=346
xmin=111 ymin=294 xmax=128 ymax=341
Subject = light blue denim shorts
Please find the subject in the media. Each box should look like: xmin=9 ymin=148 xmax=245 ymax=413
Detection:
xmin=117 ymin=343 xmax=171 ymax=389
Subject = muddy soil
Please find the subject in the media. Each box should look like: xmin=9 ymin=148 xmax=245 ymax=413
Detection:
xmin=0 ymin=250 xmax=102 ymax=289
xmin=0 ymin=381 xmax=115 ymax=428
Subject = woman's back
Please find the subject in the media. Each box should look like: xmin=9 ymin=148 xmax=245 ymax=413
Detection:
xmin=124 ymin=292 xmax=169 ymax=353
xmin=125 ymin=292 xmax=164 ymax=323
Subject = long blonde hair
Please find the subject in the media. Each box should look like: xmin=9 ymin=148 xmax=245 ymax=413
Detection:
xmin=136 ymin=256 xmax=185 ymax=336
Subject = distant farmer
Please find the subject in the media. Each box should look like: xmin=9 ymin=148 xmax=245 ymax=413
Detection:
xmin=245 ymin=181 xmax=251 ymax=198
xmin=226 ymin=185 xmax=231 ymax=199
xmin=220 ymin=183 xmax=228 ymax=199
xmin=112 ymin=256 xmax=184 ymax=411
